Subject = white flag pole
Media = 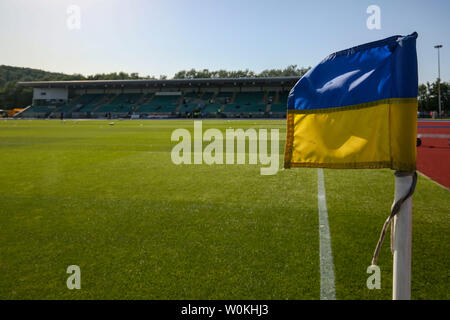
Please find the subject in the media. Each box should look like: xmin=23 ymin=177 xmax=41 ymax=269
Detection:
xmin=392 ymin=171 xmax=414 ymax=300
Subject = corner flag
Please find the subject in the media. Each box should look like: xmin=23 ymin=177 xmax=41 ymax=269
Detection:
xmin=284 ymin=32 xmax=418 ymax=171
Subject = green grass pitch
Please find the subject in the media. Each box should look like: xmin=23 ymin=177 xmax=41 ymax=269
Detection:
xmin=0 ymin=119 xmax=448 ymax=299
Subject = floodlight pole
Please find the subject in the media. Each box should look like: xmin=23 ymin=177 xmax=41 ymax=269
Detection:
xmin=392 ymin=171 xmax=414 ymax=300
xmin=434 ymin=45 xmax=443 ymax=118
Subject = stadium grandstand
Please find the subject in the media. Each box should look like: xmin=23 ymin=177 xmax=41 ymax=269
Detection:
xmin=17 ymin=77 xmax=299 ymax=119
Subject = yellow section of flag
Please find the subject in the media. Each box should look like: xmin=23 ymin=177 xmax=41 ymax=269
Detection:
xmin=284 ymin=98 xmax=417 ymax=171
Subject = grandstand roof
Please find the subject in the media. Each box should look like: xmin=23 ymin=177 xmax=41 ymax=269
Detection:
xmin=18 ymin=76 xmax=300 ymax=89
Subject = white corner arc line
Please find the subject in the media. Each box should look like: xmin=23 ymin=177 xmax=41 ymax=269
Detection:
xmin=317 ymin=168 xmax=336 ymax=300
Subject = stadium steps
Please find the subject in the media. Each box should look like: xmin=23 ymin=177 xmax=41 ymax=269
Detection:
xmin=71 ymin=94 xmax=106 ymax=114
xmin=136 ymin=94 xmax=180 ymax=114
xmin=134 ymin=93 xmax=156 ymax=112
xmin=62 ymin=106 xmax=78 ymax=114
xmin=63 ymin=95 xmax=85 ymax=113
xmin=135 ymin=93 xmax=149 ymax=105
xmin=89 ymin=104 xmax=104 ymax=114
xmin=89 ymin=94 xmax=117 ymax=113
xmin=175 ymin=93 xmax=185 ymax=112
xmin=200 ymin=92 xmax=216 ymax=104
xmin=69 ymin=103 xmax=86 ymax=113
xmin=274 ymin=91 xmax=280 ymax=103
xmin=90 ymin=98 xmax=110 ymax=113
xmin=101 ymin=94 xmax=117 ymax=105
xmin=175 ymin=104 xmax=183 ymax=113
xmin=142 ymin=93 xmax=155 ymax=104
xmin=60 ymin=94 xmax=83 ymax=112
xmin=94 ymin=93 xmax=143 ymax=114
xmin=49 ymin=95 xmax=84 ymax=116
xmin=50 ymin=95 xmax=84 ymax=116
xmin=71 ymin=95 xmax=83 ymax=104
xmin=230 ymin=92 xmax=237 ymax=103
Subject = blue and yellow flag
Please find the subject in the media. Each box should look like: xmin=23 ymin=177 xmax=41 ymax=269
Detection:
xmin=284 ymin=32 xmax=418 ymax=171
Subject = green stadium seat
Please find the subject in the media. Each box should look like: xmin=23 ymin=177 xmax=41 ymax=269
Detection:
xmin=233 ymin=92 xmax=264 ymax=105
xmin=278 ymin=91 xmax=289 ymax=105
xmin=137 ymin=94 xmax=181 ymax=114
xmin=202 ymin=104 xmax=223 ymax=113
xmin=179 ymin=103 xmax=199 ymax=113
xmin=224 ymin=103 xmax=266 ymax=114
xmin=93 ymin=93 xmax=142 ymax=114
xmin=214 ymin=92 xmax=233 ymax=104
xmin=270 ymin=103 xmax=286 ymax=113
xmin=77 ymin=94 xmax=109 ymax=112
xmin=201 ymin=92 xmax=215 ymax=102
xmin=22 ymin=105 xmax=58 ymax=114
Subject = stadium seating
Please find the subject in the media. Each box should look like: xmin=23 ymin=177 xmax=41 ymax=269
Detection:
xmin=21 ymin=105 xmax=58 ymax=116
xmin=183 ymin=92 xmax=200 ymax=101
xmin=137 ymin=94 xmax=181 ymax=114
xmin=53 ymin=95 xmax=88 ymax=114
xmin=94 ymin=93 xmax=142 ymax=114
xmin=180 ymin=92 xmax=203 ymax=112
xmin=202 ymin=103 xmax=223 ymax=114
xmin=233 ymin=92 xmax=264 ymax=105
xmin=76 ymin=94 xmax=109 ymax=112
xmin=201 ymin=92 xmax=215 ymax=102
xmin=278 ymin=91 xmax=289 ymax=105
xmin=178 ymin=92 xmax=221 ymax=114
xmin=56 ymin=103 xmax=77 ymax=113
xmin=22 ymin=90 xmax=291 ymax=118
xmin=136 ymin=93 xmax=154 ymax=105
xmin=178 ymin=103 xmax=198 ymax=113
xmin=221 ymin=91 xmax=267 ymax=116
xmin=268 ymin=91 xmax=289 ymax=115
xmin=77 ymin=93 xmax=104 ymax=105
xmin=266 ymin=91 xmax=277 ymax=104
xmin=214 ymin=92 xmax=233 ymax=104
xmin=224 ymin=103 xmax=266 ymax=114
xmin=269 ymin=103 xmax=286 ymax=112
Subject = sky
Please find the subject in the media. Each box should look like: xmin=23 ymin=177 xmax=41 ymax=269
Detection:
xmin=0 ymin=0 xmax=448 ymax=84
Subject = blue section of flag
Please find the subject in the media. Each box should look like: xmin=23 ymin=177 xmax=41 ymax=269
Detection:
xmin=288 ymin=32 xmax=418 ymax=110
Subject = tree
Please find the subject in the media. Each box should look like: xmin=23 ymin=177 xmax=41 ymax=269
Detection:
xmin=172 ymin=65 xmax=310 ymax=79
xmin=418 ymin=80 xmax=449 ymax=115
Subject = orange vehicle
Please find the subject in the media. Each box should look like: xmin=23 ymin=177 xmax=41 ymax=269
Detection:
xmin=7 ymin=108 xmax=24 ymax=117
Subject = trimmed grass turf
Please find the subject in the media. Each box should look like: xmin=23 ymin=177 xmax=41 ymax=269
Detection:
xmin=0 ymin=119 xmax=448 ymax=299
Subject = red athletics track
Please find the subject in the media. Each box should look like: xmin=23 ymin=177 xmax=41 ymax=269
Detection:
xmin=417 ymin=120 xmax=450 ymax=189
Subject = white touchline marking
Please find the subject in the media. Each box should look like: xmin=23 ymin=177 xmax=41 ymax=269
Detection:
xmin=317 ymin=168 xmax=336 ymax=300
xmin=417 ymin=171 xmax=449 ymax=190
